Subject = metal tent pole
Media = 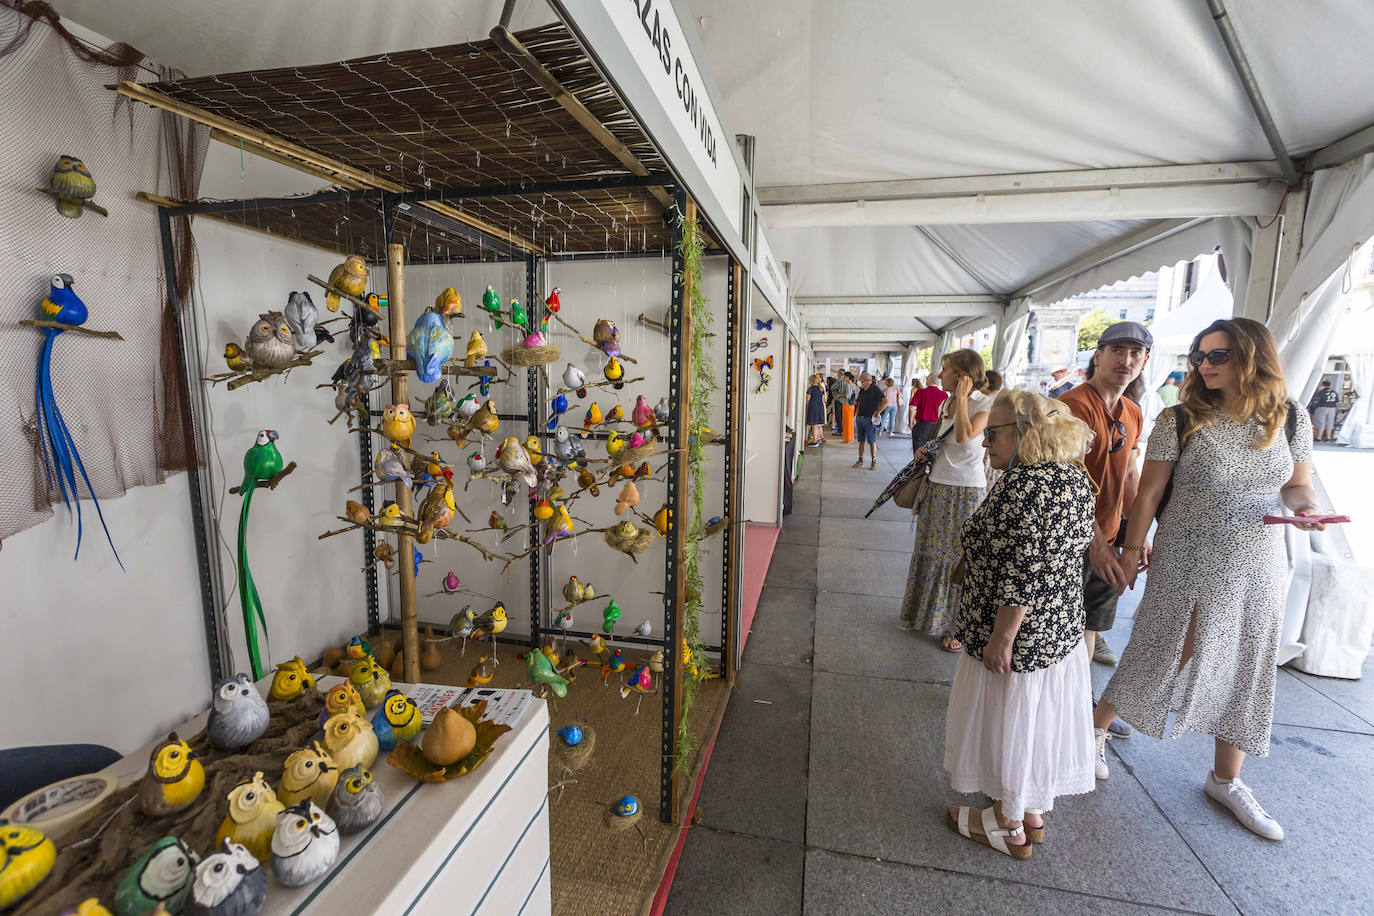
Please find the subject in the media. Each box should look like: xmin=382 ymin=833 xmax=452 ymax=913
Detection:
xmin=526 ymin=253 xmax=543 ymax=648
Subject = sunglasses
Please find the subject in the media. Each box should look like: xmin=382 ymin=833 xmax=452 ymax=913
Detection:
xmin=1108 ymin=418 xmax=1127 ymax=454
xmin=1189 ymin=348 xmax=1232 ymax=367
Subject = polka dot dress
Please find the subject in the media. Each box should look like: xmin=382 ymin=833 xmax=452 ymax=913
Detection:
xmin=1101 ymin=405 xmax=1312 ymax=757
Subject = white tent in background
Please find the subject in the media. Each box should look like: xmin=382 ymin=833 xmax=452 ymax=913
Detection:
xmin=1335 ymin=304 xmax=1374 ymax=449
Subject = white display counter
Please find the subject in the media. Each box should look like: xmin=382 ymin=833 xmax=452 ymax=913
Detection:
xmin=103 ymin=677 xmax=551 ymax=916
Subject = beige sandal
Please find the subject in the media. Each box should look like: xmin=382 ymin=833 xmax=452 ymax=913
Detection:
xmin=946 ymin=805 xmax=1032 ymax=860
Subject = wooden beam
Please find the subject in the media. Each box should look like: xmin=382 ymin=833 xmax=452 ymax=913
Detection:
xmin=723 ymin=259 xmax=745 ymax=683
xmin=116 ymin=81 xmax=545 ymax=255
xmin=387 ymin=243 xmax=421 ymax=685
xmin=137 ymin=192 xmax=349 ymax=256
xmin=490 ymin=26 xmax=674 ymax=213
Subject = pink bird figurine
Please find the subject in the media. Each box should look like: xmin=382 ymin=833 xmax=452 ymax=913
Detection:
xmin=632 ymin=395 xmax=654 ymax=430
xmin=443 ymin=571 xmax=461 ymax=594
xmin=624 ymin=664 xmax=652 ymax=693
xmin=523 ymin=330 xmax=547 ymax=347
xmin=628 ymin=431 xmax=646 ymax=449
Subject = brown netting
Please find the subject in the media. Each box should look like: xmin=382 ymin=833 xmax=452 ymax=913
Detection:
xmin=0 ymin=4 xmax=208 ymax=545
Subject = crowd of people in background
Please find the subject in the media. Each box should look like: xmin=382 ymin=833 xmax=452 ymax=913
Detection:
xmin=814 ymin=315 xmax=1329 ymax=857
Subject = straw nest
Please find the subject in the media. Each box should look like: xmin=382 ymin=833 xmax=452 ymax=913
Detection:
xmin=617 ymin=441 xmax=657 ymax=467
xmin=551 ymin=724 xmax=596 ymax=775
xmin=602 ymin=798 xmax=644 ymax=833
xmin=703 ymin=516 xmax=729 ymax=537
xmin=502 ymin=344 xmax=561 ymax=366
xmin=604 ymin=525 xmax=655 ymax=559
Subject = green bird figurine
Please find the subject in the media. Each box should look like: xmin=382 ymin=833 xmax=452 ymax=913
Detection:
xmin=526 ymin=647 xmax=569 ymax=698
xmin=509 ymin=297 xmax=529 ymax=331
xmin=114 ymin=836 xmax=198 ymax=916
xmin=481 ymin=285 xmax=503 ymax=328
xmin=238 ymin=430 xmax=284 ymax=680
xmin=602 ymin=599 xmax=622 ymax=635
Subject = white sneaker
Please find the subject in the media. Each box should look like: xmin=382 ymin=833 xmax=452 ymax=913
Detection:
xmin=1205 ymin=771 xmax=1284 ymax=840
xmin=1094 ymin=728 xmax=1110 ymax=780
xmin=1092 ymin=635 xmax=1118 ymax=665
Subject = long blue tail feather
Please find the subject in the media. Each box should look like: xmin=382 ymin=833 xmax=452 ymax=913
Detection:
xmin=53 ymin=395 xmax=122 ymax=570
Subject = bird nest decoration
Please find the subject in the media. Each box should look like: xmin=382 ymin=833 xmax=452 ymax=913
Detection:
xmin=385 ymin=701 xmax=511 ymax=782
xmin=500 ymin=343 xmax=561 ymax=367
xmin=703 ymin=516 xmax=729 ymax=537
xmin=551 ymin=725 xmax=596 ymax=776
xmin=604 ymin=524 xmax=655 ymax=560
xmin=617 ymin=441 xmax=657 ymax=467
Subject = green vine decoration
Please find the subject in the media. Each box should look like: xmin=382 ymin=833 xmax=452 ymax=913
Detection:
xmin=673 ymin=206 xmax=717 ymax=785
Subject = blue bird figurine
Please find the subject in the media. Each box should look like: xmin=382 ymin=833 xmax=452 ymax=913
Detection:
xmin=407 ymin=310 xmax=454 ymax=384
xmin=34 ymin=273 xmax=120 ymax=567
xmin=546 ymin=392 xmax=569 ymax=430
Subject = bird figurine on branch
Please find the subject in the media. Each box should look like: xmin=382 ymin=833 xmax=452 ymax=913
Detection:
xmin=46 ymin=155 xmax=102 ymax=218
xmin=246 ymin=311 xmax=296 ymax=370
xmin=284 ymin=291 xmax=322 ymax=349
xmin=237 ymin=430 xmax=286 ymax=679
xmin=407 ymin=310 xmax=454 ymax=383
xmin=32 ymin=273 xmax=121 ymax=567
xmin=561 ymin=362 xmax=587 ymax=398
xmin=324 ymin=256 xmax=369 ymax=313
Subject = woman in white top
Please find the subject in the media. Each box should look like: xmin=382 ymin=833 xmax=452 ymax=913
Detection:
xmin=898 ymin=349 xmax=992 ymax=651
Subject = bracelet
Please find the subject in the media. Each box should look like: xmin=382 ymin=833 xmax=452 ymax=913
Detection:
xmin=1120 ymin=544 xmax=1147 ymax=552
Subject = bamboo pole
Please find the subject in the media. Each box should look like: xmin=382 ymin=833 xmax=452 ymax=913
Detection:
xmin=388 ymin=243 xmax=421 ymax=684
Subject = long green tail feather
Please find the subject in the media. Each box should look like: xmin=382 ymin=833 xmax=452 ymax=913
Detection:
xmin=237 ymin=482 xmax=270 ymax=679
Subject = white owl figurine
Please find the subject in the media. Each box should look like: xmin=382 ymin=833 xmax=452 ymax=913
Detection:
xmin=207 ymin=673 xmax=270 ymax=750
xmin=245 ymin=311 xmax=295 ymax=370
xmin=269 ymin=801 xmax=339 ymax=887
xmin=187 ymin=839 xmax=268 ymax=916
xmin=327 ymin=765 xmax=384 ymax=835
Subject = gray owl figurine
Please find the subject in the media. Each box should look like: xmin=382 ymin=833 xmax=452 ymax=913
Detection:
xmin=207 ymin=673 xmax=271 ymax=750
xmin=48 ymin=155 xmax=96 ymax=218
xmin=245 ymin=311 xmax=296 ymax=370
xmin=187 ymin=840 xmax=268 ymax=916
xmin=269 ymin=801 xmax=339 ymax=887
xmin=284 ymin=290 xmax=320 ymax=349
xmin=327 ymin=764 xmax=383 ymax=834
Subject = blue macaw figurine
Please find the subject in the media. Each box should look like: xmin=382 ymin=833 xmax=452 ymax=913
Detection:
xmin=35 ymin=273 xmax=121 ymax=567
xmin=479 ymin=360 xmax=493 ymax=396
xmin=407 ymin=310 xmax=454 ymax=384
xmin=546 ymin=392 xmax=568 ymax=431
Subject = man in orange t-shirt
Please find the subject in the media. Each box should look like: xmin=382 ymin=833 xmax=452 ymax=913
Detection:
xmin=1058 ymin=321 xmax=1151 ymax=682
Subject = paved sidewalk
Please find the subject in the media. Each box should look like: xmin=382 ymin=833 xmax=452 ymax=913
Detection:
xmin=667 ymin=434 xmax=1374 ymax=915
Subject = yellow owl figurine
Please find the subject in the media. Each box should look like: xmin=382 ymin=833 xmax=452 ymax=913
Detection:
xmin=319 ymin=682 xmax=367 ymax=727
xmin=215 ymin=770 xmax=285 ymax=865
xmin=269 ymin=655 xmax=316 ymax=701
xmin=278 ymin=742 xmax=338 ymax=808
xmin=320 ymin=710 xmax=380 ymax=772
xmin=138 ymin=732 xmax=205 ymax=817
xmin=434 ymin=287 xmax=462 ymax=319
xmin=349 ymin=653 xmax=393 ymax=709
xmin=325 ymin=255 xmax=369 ymax=312
xmin=48 ymin=155 xmax=97 ymax=219
xmin=0 ymin=825 xmax=56 ymax=909
xmin=381 ymin=403 xmax=416 ymax=449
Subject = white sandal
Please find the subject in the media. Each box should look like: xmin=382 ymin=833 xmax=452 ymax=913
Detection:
xmin=946 ymin=805 xmax=1032 ymax=860
xmin=1024 ymin=808 xmax=1045 ymax=843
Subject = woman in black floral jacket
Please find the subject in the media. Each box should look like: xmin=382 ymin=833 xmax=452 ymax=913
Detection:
xmin=943 ymin=389 xmax=1097 ymax=860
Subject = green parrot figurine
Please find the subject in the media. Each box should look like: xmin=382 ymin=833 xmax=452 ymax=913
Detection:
xmin=481 ymin=285 xmax=502 ymax=329
xmin=525 ymin=648 xmax=569 ymax=698
xmin=509 ymin=297 xmax=528 ymax=332
xmin=238 ymin=430 xmax=284 ymax=679
xmin=602 ymin=599 xmax=622 ymax=635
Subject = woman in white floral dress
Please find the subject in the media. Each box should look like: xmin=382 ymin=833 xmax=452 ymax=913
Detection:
xmin=1093 ymin=318 xmax=1328 ymax=841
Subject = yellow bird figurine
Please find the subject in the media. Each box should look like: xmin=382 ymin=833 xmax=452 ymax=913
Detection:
xmin=545 ymin=504 xmax=575 ymax=545
xmin=523 ymin=435 xmax=544 ymax=463
xmin=320 ymin=682 xmax=367 ymax=724
xmin=376 ymin=500 xmax=405 ymax=528
xmin=416 ymin=475 xmax=456 ymax=544
xmin=434 ymin=287 xmax=462 ymax=319
xmin=467 ymin=656 xmax=495 ymax=687
xmin=138 ymin=732 xmax=205 ymax=817
xmin=269 ymin=655 xmax=316 ymax=701
xmin=381 ymin=403 xmax=416 ymax=449
xmin=320 ymin=710 xmax=379 ymax=772
xmin=349 ymin=654 xmax=393 ymax=709
xmin=582 ymin=402 xmax=603 ymax=433
xmin=606 ymin=431 xmax=626 ymax=459
xmin=464 ymin=329 xmax=487 ymax=367
xmin=224 ymin=342 xmax=253 ymax=372
xmin=325 ymin=255 xmax=369 ymax=312
xmin=0 ymin=825 xmax=56 ymax=910
xmin=653 ymin=505 xmax=670 ymax=537
xmin=606 ymin=404 xmax=624 ymax=423
xmin=216 ymin=770 xmax=285 ymax=864
xmin=278 ymin=742 xmax=339 ymax=808
xmin=451 ymin=400 xmax=499 ymax=445
xmin=48 ymin=155 xmax=97 ymax=219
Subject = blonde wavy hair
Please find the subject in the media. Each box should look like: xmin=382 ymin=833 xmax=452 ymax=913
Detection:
xmin=1178 ymin=317 xmax=1290 ymax=449
xmin=993 ymin=389 xmax=1093 ymax=465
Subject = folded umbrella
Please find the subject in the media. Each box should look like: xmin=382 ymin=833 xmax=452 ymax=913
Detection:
xmin=866 ymin=457 xmax=923 ymax=518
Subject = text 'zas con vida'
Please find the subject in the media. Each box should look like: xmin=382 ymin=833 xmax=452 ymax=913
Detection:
xmin=631 ymin=0 xmax=718 ymax=167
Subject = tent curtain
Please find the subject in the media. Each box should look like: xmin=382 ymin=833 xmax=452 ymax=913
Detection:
xmin=1337 ymin=351 xmax=1374 ymax=448
xmin=994 ymin=298 xmax=1030 ymax=386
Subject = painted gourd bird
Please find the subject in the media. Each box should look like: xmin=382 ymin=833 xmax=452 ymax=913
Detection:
xmin=320 ymin=710 xmax=379 ymax=772
xmin=283 ymin=290 xmax=320 ymax=349
xmin=606 ymin=431 xmax=626 ymax=459
xmin=543 ymin=504 xmax=574 ymax=546
xmin=604 ymin=355 xmax=624 ymax=386
xmin=525 ymin=647 xmax=569 ymax=698
xmin=620 ymin=664 xmax=653 ymax=699
xmin=463 ymin=329 xmax=487 ymax=367
xmin=207 ymin=673 xmax=270 ymax=750
xmin=509 ymin=297 xmax=529 ymax=331
xmin=60 ymin=898 xmax=114 ymax=916
xmin=546 ymin=392 xmax=568 ymax=430
xmin=582 ymin=401 xmax=603 ymax=432
xmin=138 ymin=733 xmax=205 ymax=817
xmin=278 ymin=743 xmax=338 ymax=808
xmin=407 ymin=310 xmax=453 ymax=383
xmin=533 ymin=497 xmax=553 ymax=521
xmin=434 ymin=287 xmax=462 ymax=319
xmin=451 ymin=399 xmax=499 ymax=445
xmin=48 ymin=155 xmax=97 ymax=218
xmin=416 ymin=471 xmax=455 ymax=544
xmin=374 ymin=446 xmax=413 ymax=489
xmin=466 ymin=450 xmax=487 ymax=476
xmin=187 ymin=839 xmax=268 ymax=916
xmin=592 ymin=318 xmax=621 ymax=358
xmin=602 ymin=599 xmax=622 ymax=635
xmin=425 ymin=380 xmax=456 ymax=426
xmin=600 ymin=649 xmax=626 ymax=685
xmin=467 ymin=656 xmax=495 ymax=687
xmin=480 ymin=285 xmax=502 ymax=327
xmin=632 ymin=395 xmax=655 ymax=431
xmin=238 ymin=429 xmax=284 ymax=680
xmin=344 ymin=500 xmax=371 ymax=526
xmin=577 ymin=466 xmax=599 ymax=496
xmin=327 ymin=766 xmax=383 ymax=835
xmin=114 ymin=836 xmax=198 ymax=916
xmin=324 ymin=255 xmax=369 ymax=312
xmin=215 ymin=771 xmax=284 ymax=865
xmin=562 ymin=575 xmax=593 ymax=605
xmin=270 ymin=802 xmax=339 ymax=887
xmin=244 ymin=311 xmax=295 ymax=370
xmin=523 ymin=435 xmax=544 ymax=463
xmin=381 ymin=403 xmax=416 ymax=449
xmin=472 ymin=604 xmax=508 ymax=664
xmin=349 ymin=654 xmax=392 ymax=709
xmin=478 ymin=359 xmax=494 ymax=396
xmin=544 ymin=287 xmax=562 ymax=313
xmin=0 ymin=826 xmax=56 ymax=910
xmin=34 ymin=273 xmax=121 ymax=567
xmin=615 ymin=481 xmax=640 ymax=516
xmin=561 ymin=362 xmax=586 ymax=397
xmin=655 ymin=396 xmax=670 ymax=425
xmin=653 ymin=504 xmax=670 ymax=536
xmin=371 ymin=689 xmax=421 ymax=750
xmin=376 ymin=500 xmax=405 ymax=528
xmin=552 ymin=426 xmax=585 ymax=464
xmin=223 ymin=342 xmax=253 ymax=372
xmin=498 ymin=437 xmax=538 ymax=491
xmin=268 ymin=655 xmax=315 ymax=701
xmin=319 ymin=682 xmax=367 ymax=727
xmin=606 ymin=404 xmax=624 ymax=423
xmin=456 ymin=392 xmax=480 ymax=420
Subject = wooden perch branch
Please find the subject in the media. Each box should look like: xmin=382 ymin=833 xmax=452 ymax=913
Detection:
xmin=229 ymin=461 xmax=297 ymax=495
xmin=204 ymin=350 xmax=322 ymax=390
xmin=374 ymin=357 xmax=499 ymax=379
xmin=554 ymin=375 xmax=645 ymax=396
xmin=306 ymin=274 xmax=373 ymax=312
xmin=37 ymin=187 xmax=108 ymax=217
xmin=19 ymin=319 xmax=124 ymax=339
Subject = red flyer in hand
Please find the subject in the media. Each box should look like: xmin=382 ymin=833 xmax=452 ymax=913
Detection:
xmin=1262 ymin=514 xmax=1351 ymax=525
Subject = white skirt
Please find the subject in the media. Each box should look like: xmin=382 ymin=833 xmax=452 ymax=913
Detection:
xmin=943 ymin=641 xmax=1097 ymax=821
